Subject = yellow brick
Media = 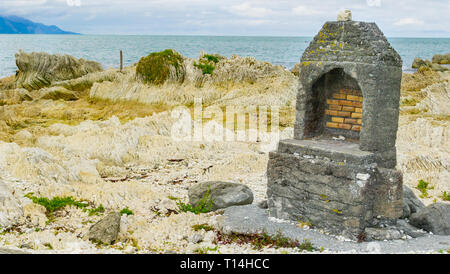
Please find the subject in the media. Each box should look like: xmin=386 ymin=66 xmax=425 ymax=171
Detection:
xmin=338 ymin=100 xmax=353 ymax=106
xmin=340 ymin=89 xmax=352 ymax=94
xmin=342 ymin=106 xmax=355 ymax=112
xmin=352 ymin=125 xmax=361 ymax=132
xmin=351 ymin=112 xmax=363 ymax=119
xmin=332 ymin=117 xmax=345 ymax=123
xmin=333 ymin=93 xmax=347 ymax=99
xmin=325 ymin=110 xmax=339 ymax=116
xmin=347 ymin=95 xmax=360 ymax=101
xmin=344 ymin=118 xmax=358 ymax=124
xmin=357 ymin=96 xmax=363 ymax=102
xmin=329 ymin=105 xmax=342 ymax=111
xmin=327 ymin=99 xmax=340 ymax=105
xmin=326 ymin=122 xmax=339 ymax=129
xmin=351 ymin=101 xmax=363 ymax=108
xmin=355 ymin=108 xmax=362 ymax=113
xmin=339 ymin=123 xmax=352 ymax=130
xmin=337 ymin=111 xmax=351 ymax=117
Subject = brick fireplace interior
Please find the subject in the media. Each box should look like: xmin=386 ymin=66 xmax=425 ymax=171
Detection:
xmin=307 ymin=68 xmax=362 ymax=140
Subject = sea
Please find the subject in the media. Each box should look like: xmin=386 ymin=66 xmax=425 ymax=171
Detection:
xmin=0 ymin=35 xmax=449 ymax=78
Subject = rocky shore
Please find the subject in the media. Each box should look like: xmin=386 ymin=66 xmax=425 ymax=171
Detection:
xmin=0 ymin=50 xmax=448 ymax=254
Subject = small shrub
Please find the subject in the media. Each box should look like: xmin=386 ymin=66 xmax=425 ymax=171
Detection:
xmin=24 ymin=193 xmax=88 ymax=214
xmin=85 ymin=204 xmax=105 ymax=216
xmin=120 ymin=207 xmax=134 ymax=216
xmin=193 ymin=54 xmax=222 ymax=75
xmin=136 ymin=49 xmax=184 ymax=85
xmin=177 ymin=188 xmax=213 ymax=214
xmin=440 ymin=191 xmax=450 ymax=201
xmin=416 ymin=180 xmax=434 ymax=198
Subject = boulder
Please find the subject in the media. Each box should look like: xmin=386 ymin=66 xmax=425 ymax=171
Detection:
xmin=401 ymin=185 xmax=426 ymax=219
xmin=88 ymin=212 xmax=121 ymax=244
xmin=15 ymin=50 xmax=103 ymax=90
xmin=409 ymin=203 xmax=450 ymax=235
xmin=432 ymin=53 xmax=450 ymax=64
xmin=188 ymin=181 xmax=254 ymax=211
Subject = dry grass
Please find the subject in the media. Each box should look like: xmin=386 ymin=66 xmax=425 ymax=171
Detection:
xmin=0 ymin=75 xmax=15 ymax=90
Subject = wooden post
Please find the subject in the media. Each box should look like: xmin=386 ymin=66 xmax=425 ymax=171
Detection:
xmin=120 ymin=50 xmax=123 ymax=72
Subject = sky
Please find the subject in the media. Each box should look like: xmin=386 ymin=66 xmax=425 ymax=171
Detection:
xmin=0 ymin=0 xmax=449 ymax=37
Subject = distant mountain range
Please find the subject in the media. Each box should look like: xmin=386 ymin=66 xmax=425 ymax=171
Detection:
xmin=0 ymin=15 xmax=78 ymax=34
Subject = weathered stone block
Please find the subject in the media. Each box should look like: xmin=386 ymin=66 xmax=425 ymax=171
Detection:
xmin=267 ymin=140 xmax=403 ymax=240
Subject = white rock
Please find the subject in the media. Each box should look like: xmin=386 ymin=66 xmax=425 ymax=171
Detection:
xmin=0 ymin=180 xmax=23 ymax=229
xmin=337 ymin=10 xmax=352 ymax=21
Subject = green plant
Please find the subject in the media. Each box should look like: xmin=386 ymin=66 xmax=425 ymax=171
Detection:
xmin=136 ymin=49 xmax=184 ymax=85
xmin=85 ymin=204 xmax=105 ymax=216
xmin=194 ymin=246 xmax=218 ymax=254
xmin=120 ymin=207 xmax=134 ymax=216
xmin=416 ymin=180 xmax=434 ymax=198
xmin=24 ymin=193 xmax=89 ymax=214
xmin=193 ymin=54 xmax=222 ymax=75
xmin=177 ymin=189 xmax=213 ymax=214
xmin=440 ymin=191 xmax=450 ymax=201
xmin=192 ymin=223 xmax=215 ymax=232
xmin=215 ymin=230 xmax=316 ymax=251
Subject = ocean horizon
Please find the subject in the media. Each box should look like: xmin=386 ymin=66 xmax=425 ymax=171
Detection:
xmin=1 ymin=34 xmax=449 ymax=78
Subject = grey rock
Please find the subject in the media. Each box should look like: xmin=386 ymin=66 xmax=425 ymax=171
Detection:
xmin=402 ymin=185 xmax=425 ymax=218
xmin=364 ymin=228 xmax=403 ymax=241
xmin=257 ymin=200 xmax=268 ymax=209
xmin=189 ymin=234 xmax=204 ymax=244
xmin=410 ymin=203 xmax=450 ymax=235
xmin=188 ymin=181 xmax=254 ymax=211
xmin=396 ymin=219 xmax=428 ymax=238
xmin=88 ymin=212 xmax=121 ymax=245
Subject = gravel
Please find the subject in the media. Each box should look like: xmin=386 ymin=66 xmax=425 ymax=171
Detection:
xmin=219 ymin=205 xmax=450 ymax=254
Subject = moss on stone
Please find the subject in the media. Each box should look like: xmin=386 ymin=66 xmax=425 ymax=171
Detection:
xmin=136 ymin=49 xmax=184 ymax=85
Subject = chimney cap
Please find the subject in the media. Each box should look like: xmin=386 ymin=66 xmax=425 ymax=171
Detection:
xmin=337 ymin=10 xmax=352 ymax=21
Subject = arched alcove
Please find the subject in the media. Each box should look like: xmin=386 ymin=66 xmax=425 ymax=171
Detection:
xmin=304 ymin=68 xmax=363 ymax=140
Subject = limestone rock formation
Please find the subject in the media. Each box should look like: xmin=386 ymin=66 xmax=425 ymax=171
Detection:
xmin=432 ymin=53 xmax=450 ymax=64
xmin=409 ymin=203 xmax=450 ymax=235
xmin=38 ymin=86 xmax=79 ymax=101
xmin=0 ymin=180 xmax=23 ymax=229
xmin=188 ymin=181 xmax=254 ymax=211
xmin=88 ymin=212 xmax=121 ymax=244
xmin=15 ymin=50 xmax=103 ymax=90
xmin=411 ymin=57 xmax=448 ymax=72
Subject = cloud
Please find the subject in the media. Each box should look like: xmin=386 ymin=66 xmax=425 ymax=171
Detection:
xmin=227 ymin=2 xmax=272 ymax=18
xmin=292 ymin=5 xmax=322 ymax=16
xmin=366 ymin=0 xmax=381 ymax=7
xmin=0 ymin=0 xmax=448 ymax=37
xmin=394 ymin=18 xmax=424 ymax=26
